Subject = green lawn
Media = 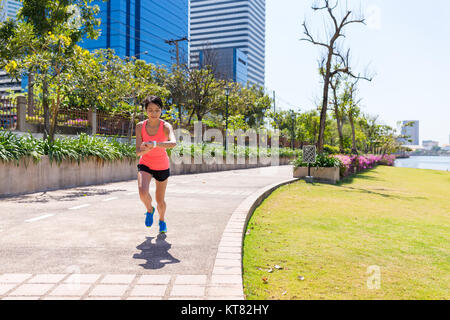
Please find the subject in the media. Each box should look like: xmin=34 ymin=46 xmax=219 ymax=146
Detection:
xmin=242 ymin=165 xmax=450 ymax=299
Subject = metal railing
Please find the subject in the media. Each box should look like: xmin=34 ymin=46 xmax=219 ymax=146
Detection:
xmin=0 ymin=97 xmax=17 ymax=130
xmin=96 ymin=111 xmax=134 ymax=137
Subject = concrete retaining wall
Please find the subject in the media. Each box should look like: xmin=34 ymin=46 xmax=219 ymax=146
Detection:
xmin=293 ymin=166 xmax=340 ymax=184
xmin=0 ymin=156 xmax=294 ymax=197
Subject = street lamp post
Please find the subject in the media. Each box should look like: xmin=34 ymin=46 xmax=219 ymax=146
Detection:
xmin=224 ymin=85 xmax=230 ymax=150
xmin=135 ymin=50 xmax=148 ymax=60
xmin=290 ymin=109 xmax=296 ymax=150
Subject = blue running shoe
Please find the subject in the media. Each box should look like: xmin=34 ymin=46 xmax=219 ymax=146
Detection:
xmin=159 ymin=220 xmax=167 ymax=233
xmin=145 ymin=207 xmax=155 ymax=228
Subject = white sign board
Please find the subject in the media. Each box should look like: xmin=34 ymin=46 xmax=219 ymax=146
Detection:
xmin=302 ymin=145 xmax=316 ymax=163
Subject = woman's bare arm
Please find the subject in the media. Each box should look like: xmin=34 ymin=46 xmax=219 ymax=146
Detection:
xmin=153 ymin=122 xmax=177 ymax=149
xmin=135 ymin=122 xmax=153 ymax=156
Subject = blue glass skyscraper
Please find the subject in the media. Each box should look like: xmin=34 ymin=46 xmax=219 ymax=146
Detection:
xmin=83 ymin=0 xmax=189 ymax=67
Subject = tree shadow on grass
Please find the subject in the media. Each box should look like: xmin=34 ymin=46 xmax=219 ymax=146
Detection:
xmin=335 ymin=172 xmax=427 ymax=201
xmin=133 ymin=234 xmax=180 ymax=270
xmin=336 ymin=171 xmax=382 ymax=186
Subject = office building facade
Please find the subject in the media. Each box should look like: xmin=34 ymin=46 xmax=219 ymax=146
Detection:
xmin=422 ymin=140 xmax=439 ymax=150
xmin=400 ymin=120 xmax=419 ymax=145
xmin=190 ymin=0 xmax=266 ymax=87
xmin=198 ymin=47 xmax=248 ymax=85
xmin=83 ymin=0 xmax=189 ymax=67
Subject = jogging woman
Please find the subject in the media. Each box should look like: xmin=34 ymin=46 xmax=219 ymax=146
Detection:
xmin=135 ymin=95 xmax=177 ymax=233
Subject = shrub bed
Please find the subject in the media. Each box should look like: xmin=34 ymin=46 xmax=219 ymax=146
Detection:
xmin=1 ymin=130 xmax=299 ymax=166
xmin=290 ymin=152 xmax=396 ymax=178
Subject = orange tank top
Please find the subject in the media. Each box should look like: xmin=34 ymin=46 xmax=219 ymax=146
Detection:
xmin=139 ymin=119 xmax=170 ymax=170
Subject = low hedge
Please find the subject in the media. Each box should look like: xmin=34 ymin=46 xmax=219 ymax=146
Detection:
xmin=1 ymin=130 xmax=299 ymax=166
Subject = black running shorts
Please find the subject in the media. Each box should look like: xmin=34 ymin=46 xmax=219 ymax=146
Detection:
xmin=137 ymin=164 xmax=170 ymax=182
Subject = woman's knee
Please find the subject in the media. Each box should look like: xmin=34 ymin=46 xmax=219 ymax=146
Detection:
xmin=156 ymin=199 xmax=166 ymax=207
xmin=139 ymin=188 xmax=151 ymax=199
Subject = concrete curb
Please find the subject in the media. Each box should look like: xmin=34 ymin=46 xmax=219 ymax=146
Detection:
xmin=208 ymin=177 xmax=301 ymax=300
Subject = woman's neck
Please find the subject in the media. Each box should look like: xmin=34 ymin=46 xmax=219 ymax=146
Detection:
xmin=147 ymin=118 xmax=160 ymax=127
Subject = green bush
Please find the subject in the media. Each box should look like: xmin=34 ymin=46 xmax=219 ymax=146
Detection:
xmin=291 ymin=152 xmax=342 ymax=168
xmin=1 ymin=129 xmax=299 ymax=165
xmin=323 ymin=144 xmax=340 ymax=155
xmin=167 ymin=142 xmax=298 ymax=159
xmin=0 ymin=131 xmax=43 ymax=164
xmin=0 ymin=130 xmax=138 ymax=165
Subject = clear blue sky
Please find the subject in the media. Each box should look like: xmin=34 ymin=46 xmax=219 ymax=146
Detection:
xmin=266 ymin=0 xmax=450 ymax=146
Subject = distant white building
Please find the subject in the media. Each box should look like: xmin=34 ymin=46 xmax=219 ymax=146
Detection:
xmin=442 ymin=144 xmax=450 ymax=151
xmin=401 ymin=144 xmax=423 ymax=151
xmin=399 ymin=120 xmax=419 ymax=145
xmin=422 ymin=140 xmax=439 ymax=151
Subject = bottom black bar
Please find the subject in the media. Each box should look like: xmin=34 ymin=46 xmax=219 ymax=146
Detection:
xmin=0 ymin=300 xmax=444 ymax=319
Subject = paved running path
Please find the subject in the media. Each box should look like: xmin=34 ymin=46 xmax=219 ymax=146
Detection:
xmin=0 ymin=165 xmax=294 ymax=300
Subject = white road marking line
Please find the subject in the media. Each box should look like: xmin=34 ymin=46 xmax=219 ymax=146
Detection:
xmin=68 ymin=204 xmax=91 ymax=210
xmin=25 ymin=214 xmax=54 ymax=223
xmin=102 ymin=197 xmax=118 ymax=202
xmin=126 ymin=191 xmax=138 ymax=195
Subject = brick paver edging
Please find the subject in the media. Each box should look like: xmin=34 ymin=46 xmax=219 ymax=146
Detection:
xmin=209 ymin=177 xmax=300 ymax=300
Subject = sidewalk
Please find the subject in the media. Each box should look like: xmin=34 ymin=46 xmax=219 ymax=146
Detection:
xmin=0 ymin=165 xmax=295 ymax=300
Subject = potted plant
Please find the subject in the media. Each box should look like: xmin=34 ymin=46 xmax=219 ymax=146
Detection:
xmin=291 ymin=153 xmax=342 ymax=184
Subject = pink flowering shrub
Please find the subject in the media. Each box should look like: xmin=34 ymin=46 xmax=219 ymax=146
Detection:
xmin=332 ymin=154 xmax=396 ymax=177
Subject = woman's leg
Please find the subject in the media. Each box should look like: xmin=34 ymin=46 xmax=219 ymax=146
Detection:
xmin=138 ymin=171 xmax=153 ymax=212
xmin=155 ymin=178 xmax=169 ymax=221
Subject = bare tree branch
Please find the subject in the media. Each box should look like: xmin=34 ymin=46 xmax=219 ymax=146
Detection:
xmin=300 ymin=0 xmax=370 ymax=153
xmin=300 ymin=22 xmax=330 ymax=49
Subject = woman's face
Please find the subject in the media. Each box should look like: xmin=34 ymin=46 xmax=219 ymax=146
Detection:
xmin=146 ymin=102 xmax=162 ymax=119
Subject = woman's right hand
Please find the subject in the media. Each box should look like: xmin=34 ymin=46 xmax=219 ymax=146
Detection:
xmin=140 ymin=142 xmax=155 ymax=152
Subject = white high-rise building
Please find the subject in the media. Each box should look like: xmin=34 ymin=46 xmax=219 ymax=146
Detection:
xmin=189 ymin=0 xmax=265 ymax=87
xmin=400 ymin=120 xmax=419 ymax=145
xmin=0 ymin=0 xmax=21 ymax=22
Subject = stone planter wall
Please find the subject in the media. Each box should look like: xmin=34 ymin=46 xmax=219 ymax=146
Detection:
xmin=293 ymin=166 xmax=340 ymax=184
xmin=0 ymin=156 xmax=295 ymax=197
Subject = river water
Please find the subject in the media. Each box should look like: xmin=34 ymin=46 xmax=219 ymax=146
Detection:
xmin=394 ymin=156 xmax=450 ymax=171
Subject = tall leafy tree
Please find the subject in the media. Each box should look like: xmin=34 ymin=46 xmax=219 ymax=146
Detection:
xmin=0 ymin=0 xmax=102 ymax=141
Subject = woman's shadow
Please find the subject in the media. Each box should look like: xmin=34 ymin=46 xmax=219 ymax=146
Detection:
xmin=133 ymin=234 xmax=180 ymax=269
